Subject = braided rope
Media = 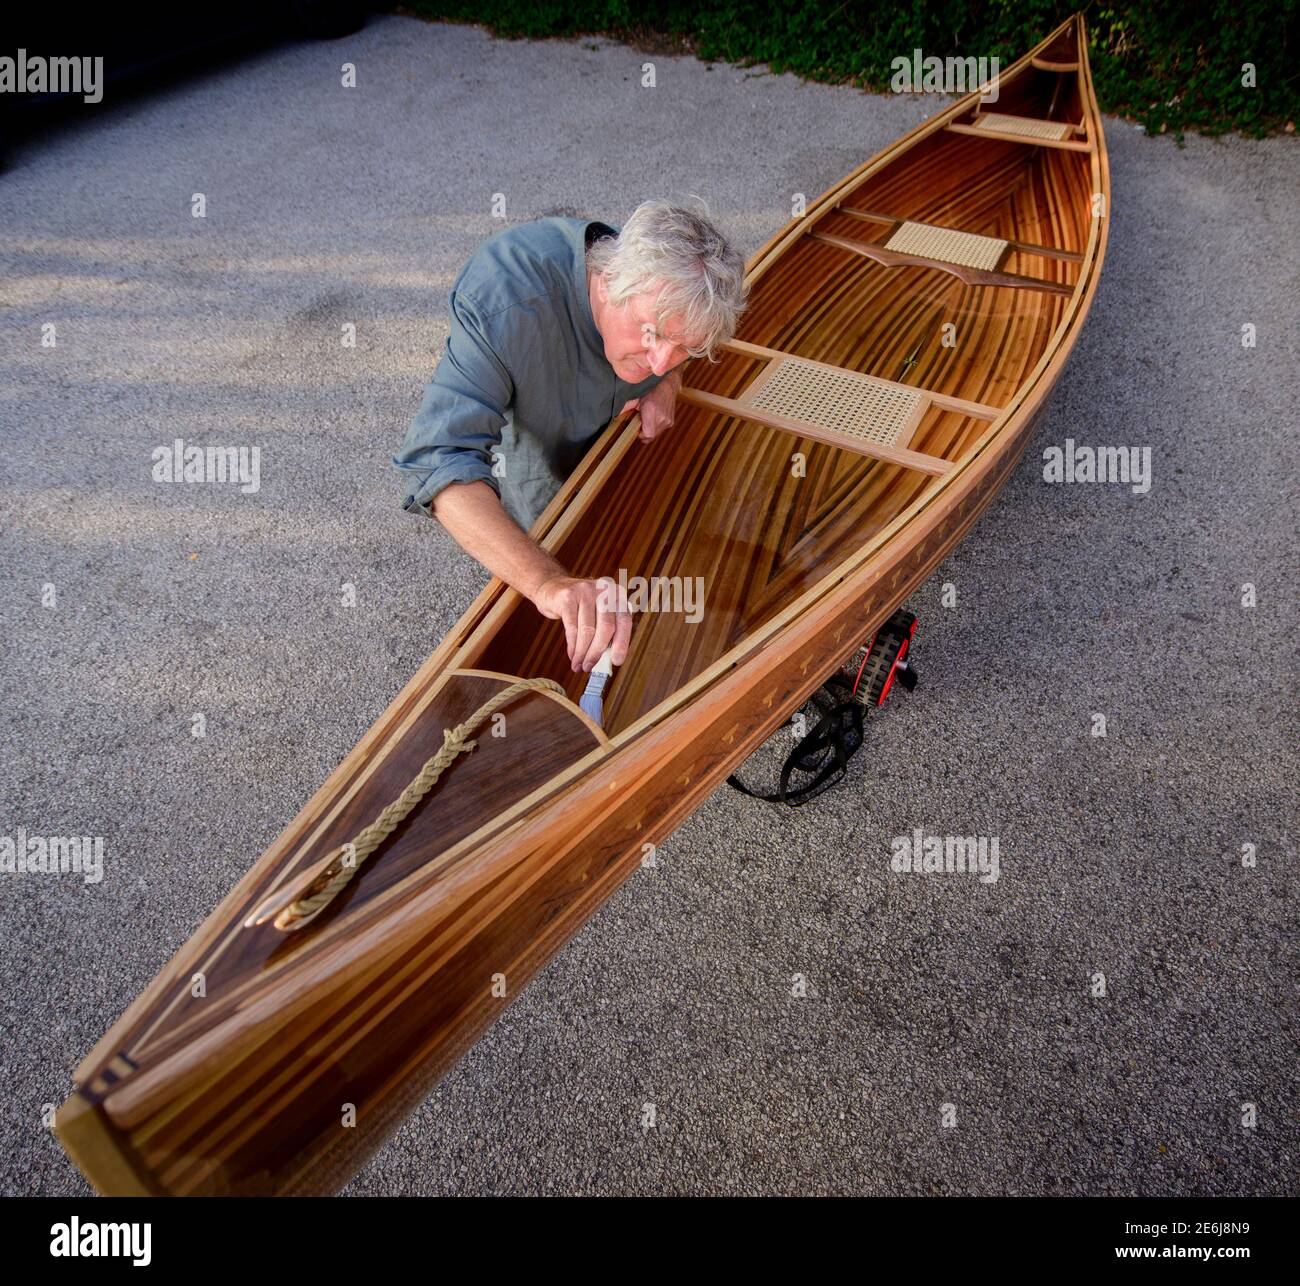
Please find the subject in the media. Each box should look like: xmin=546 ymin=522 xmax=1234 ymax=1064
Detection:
xmin=270 ymin=676 xmax=566 ymax=932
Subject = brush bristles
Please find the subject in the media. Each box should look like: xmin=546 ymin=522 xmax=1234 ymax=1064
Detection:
xmin=578 ymin=648 xmax=615 ymax=725
xmin=579 ymin=671 xmax=609 ymax=724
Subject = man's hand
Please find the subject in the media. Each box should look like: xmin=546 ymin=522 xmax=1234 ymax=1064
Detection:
xmin=431 ymin=483 xmax=633 ymax=673
xmin=623 ymin=368 xmax=682 ymax=442
xmin=531 ymin=574 xmax=632 ymax=672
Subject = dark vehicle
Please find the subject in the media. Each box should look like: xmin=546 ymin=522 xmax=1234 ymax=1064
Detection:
xmin=2 ymin=1 xmax=368 ymax=167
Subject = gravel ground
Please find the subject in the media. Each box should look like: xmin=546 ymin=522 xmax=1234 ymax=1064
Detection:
xmin=0 ymin=14 xmax=1295 ymax=1197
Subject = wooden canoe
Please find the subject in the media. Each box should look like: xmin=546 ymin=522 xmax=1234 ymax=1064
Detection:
xmin=57 ymin=14 xmax=1108 ymax=1195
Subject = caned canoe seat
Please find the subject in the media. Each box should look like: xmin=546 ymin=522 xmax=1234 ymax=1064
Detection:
xmin=831 ymin=205 xmax=1086 ymax=265
xmin=945 ymin=112 xmax=1091 ymax=151
xmin=972 ymin=112 xmax=1072 ymax=141
xmin=807 ymin=226 xmax=1074 ymax=297
xmin=676 ymin=339 xmax=1013 ymax=476
xmin=743 ymin=355 xmax=928 ymax=452
xmin=883 ymin=221 xmax=1007 ymax=271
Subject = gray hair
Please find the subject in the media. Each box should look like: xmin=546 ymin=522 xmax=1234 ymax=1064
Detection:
xmin=586 ymin=199 xmax=748 ymax=362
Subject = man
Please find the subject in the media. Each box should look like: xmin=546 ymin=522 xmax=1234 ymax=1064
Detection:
xmin=393 ymin=200 xmax=747 ymax=674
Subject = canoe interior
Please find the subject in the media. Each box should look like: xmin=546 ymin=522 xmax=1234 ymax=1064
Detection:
xmin=472 ymin=70 xmax=1091 ymax=734
xmin=126 ymin=673 xmax=609 ymax=1037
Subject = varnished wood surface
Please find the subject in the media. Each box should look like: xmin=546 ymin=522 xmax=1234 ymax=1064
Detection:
xmin=82 ymin=674 xmax=608 ymax=1079
xmin=480 ymin=148 xmax=1082 ymax=726
xmin=57 ymin=14 xmax=1108 ymax=1196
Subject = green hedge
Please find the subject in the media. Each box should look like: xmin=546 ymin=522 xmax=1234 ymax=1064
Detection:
xmin=397 ymin=1 xmax=1298 ymax=138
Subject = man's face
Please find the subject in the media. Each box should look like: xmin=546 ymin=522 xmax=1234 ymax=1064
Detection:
xmin=595 ymin=276 xmax=707 ymax=383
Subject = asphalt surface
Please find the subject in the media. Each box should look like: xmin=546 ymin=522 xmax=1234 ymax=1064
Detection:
xmin=0 ymin=14 xmax=1295 ymax=1197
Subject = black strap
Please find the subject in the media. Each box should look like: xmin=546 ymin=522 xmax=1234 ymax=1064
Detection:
xmin=726 ymin=680 xmax=865 ymax=806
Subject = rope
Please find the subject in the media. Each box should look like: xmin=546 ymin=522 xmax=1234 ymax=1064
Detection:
xmin=268 ymin=676 xmax=566 ymax=932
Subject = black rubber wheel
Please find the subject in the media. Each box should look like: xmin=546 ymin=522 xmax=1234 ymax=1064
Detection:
xmin=849 ymin=610 xmax=917 ymax=707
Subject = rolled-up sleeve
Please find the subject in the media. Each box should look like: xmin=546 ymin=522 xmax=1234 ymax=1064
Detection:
xmin=393 ymin=289 xmax=514 ymax=519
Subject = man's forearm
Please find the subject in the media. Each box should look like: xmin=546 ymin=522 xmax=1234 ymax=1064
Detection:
xmin=431 ymin=480 xmax=565 ymax=601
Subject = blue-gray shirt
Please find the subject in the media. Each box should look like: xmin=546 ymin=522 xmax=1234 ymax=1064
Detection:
xmin=394 ymin=217 xmax=665 ymax=532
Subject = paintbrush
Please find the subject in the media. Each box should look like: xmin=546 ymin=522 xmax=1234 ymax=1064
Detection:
xmin=579 ymin=647 xmax=616 ymax=726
